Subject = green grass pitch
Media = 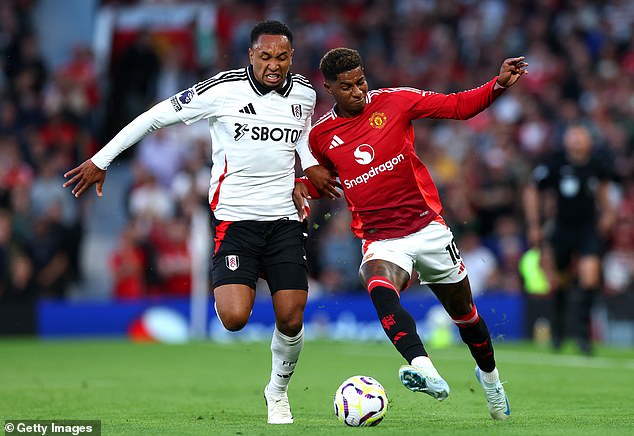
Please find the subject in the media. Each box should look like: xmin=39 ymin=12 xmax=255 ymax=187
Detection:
xmin=1 ymin=339 xmax=633 ymax=435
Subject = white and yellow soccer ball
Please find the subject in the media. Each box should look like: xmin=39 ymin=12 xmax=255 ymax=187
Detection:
xmin=333 ymin=375 xmax=388 ymax=427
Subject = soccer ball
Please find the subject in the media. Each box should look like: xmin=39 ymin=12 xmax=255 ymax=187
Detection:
xmin=333 ymin=375 xmax=388 ymax=427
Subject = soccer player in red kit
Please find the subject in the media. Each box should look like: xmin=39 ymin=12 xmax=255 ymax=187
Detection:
xmin=297 ymin=48 xmax=527 ymax=420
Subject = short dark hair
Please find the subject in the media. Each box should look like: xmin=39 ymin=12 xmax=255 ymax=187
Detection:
xmin=319 ymin=48 xmax=363 ymax=82
xmin=250 ymin=20 xmax=293 ymax=46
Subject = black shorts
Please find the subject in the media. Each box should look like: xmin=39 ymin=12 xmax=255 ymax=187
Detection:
xmin=211 ymin=218 xmax=308 ymax=293
xmin=548 ymin=223 xmax=603 ymax=271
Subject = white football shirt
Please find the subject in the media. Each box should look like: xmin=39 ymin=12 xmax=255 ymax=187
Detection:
xmin=92 ymin=66 xmax=318 ymax=221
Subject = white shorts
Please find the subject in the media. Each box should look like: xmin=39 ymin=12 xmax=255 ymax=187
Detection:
xmin=361 ymin=220 xmax=468 ymax=285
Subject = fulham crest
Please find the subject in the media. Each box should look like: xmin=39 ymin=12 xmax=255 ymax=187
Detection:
xmin=225 ymin=255 xmax=239 ymax=271
xmin=291 ymin=104 xmax=302 ymax=120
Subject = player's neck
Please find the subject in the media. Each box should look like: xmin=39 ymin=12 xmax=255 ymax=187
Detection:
xmin=334 ymin=104 xmax=362 ymax=118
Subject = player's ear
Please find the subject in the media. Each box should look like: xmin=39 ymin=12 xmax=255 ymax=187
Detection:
xmin=248 ymin=47 xmax=254 ymax=64
xmin=324 ymin=82 xmax=332 ymax=94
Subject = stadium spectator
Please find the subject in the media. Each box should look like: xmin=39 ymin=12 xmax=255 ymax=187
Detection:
xmin=602 ymin=177 xmax=634 ymax=296
xmin=459 ymin=230 xmax=500 ymax=298
xmin=153 ymin=215 xmax=192 ymax=297
xmin=155 ymin=45 xmax=197 ymax=101
xmin=110 ymin=221 xmax=147 ymax=300
xmin=106 ymin=29 xmax=160 ymax=139
xmin=30 ymin=151 xmax=81 ymax=284
xmin=602 ymin=219 xmax=634 ymax=296
xmin=298 ymin=47 xmax=526 ymax=420
xmin=0 ymin=100 xmax=21 ymax=138
xmin=4 ymin=32 xmax=48 ymax=100
xmin=30 ymin=151 xmax=77 ymax=226
xmin=524 ymin=123 xmax=617 ymax=355
xmin=4 ymin=249 xmax=37 ymax=304
xmin=43 ymin=45 xmax=100 ymax=129
xmin=483 ymin=215 xmax=526 ymax=293
xmin=127 ymin=163 xmax=175 ymax=224
xmin=468 ymin=151 xmax=521 ymax=238
xmin=0 ymin=208 xmax=11 ymax=298
xmin=316 ymin=205 xmax=363 ymax=293
xmin=0 ymin=134 xmax=33 ymax=200
xmin=6 ymin=184 xmax=31 ymax=249
xmin=135 ymin=127 xmax=187 ymax=189
xmin=61 ymin=20 xmax=335 ymax=425
xmin=170 ymin=138 xmax=212 ymax=208
xmin=57 ymin=44 xmax=100 ymax=111
xmin=0 ymin=207 xmax=36 ymax=304
xmin=25 ymin=205 xmax=71 ymax=299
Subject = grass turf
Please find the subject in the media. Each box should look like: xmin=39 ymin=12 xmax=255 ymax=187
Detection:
xmin=1 ymin=339 xmax=633 ymax=435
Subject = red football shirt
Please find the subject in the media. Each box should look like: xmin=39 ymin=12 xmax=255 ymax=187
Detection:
xmin=309 ymin=77 xmax=503 ymax=240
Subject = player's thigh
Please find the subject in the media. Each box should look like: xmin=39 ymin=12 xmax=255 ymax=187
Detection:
xmin=262 ymin=220 xmax=309 ymax=292
xmin=549 ymin=226 xmax=575 ymax=272
xmin=575 ymin=225 xmax=603 ymax=255
xmin=262 ymin=221 xmax=309 ymax=335
xmin=360 ymin=240 xmax=414 ymax=286
xmin=211 ymin=220 xmax=264 ymax=290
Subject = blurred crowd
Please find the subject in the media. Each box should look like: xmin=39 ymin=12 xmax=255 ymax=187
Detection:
xmin=1 ymin=0 xmax=634 ymax=303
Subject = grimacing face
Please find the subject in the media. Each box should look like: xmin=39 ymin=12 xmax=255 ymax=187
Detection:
xmin=249 ymin=34 xmax=293 ymax=89
xmin=325 ymin=67 xmax=368 ymax=117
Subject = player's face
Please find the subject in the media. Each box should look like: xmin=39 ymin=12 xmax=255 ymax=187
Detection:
xmin=326 ymin=67 xmax=368 ymax=117
xmin=564 ymin=126 xmax=592 ymax=164
xmin=249 ymin=34 xmax=293 ymax=89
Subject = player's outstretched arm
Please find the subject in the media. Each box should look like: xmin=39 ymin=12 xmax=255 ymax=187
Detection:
xmin=63 ymin=159 xmax=106 ymax=198
xmin=496 ymin=57 xmax=528 ymax=88
xmin=62 ymin=98 xmax=183 ymax=199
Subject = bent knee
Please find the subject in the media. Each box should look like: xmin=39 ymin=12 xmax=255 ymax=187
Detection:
xmin=276 ymin=317 xmax=303 ymax=337
xmin=216 ymin=310 xmax=250 ymax=332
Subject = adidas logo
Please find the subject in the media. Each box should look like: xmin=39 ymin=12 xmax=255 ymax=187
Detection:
xmin=329 ymin=134 xmax=344 ymax=149
xmin=239 ymin=103 xmax=256 ymax=114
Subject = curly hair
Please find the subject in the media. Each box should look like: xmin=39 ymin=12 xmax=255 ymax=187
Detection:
xmin=250 ymin=20 xmax=293 ymax=46
xmin=319 ymin=48 xmax=363 ymax=82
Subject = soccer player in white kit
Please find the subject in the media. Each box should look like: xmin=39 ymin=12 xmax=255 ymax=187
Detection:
xmin=63 ymin=21 xmax=336 ymax=425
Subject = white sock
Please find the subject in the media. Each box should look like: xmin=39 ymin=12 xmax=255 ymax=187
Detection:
xmin=410 ymin=356 xmax=442 ymax=379
xmin=268 ymin=325 xmax=304 ymax=395
xmin=480 ymin=367 xmax=500 ymax=384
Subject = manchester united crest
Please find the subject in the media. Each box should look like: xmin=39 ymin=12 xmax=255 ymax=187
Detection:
xmin=369 ymin=112 xmax=387 ymax=129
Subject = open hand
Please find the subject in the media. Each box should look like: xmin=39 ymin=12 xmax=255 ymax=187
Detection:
xmin=62 ymin=159 xmax=106 ymax=198
xmin=293 ymin=181 xmax=312 ymax=221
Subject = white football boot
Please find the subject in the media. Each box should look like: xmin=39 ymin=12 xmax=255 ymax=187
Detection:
xmin=475 ymin=366 xmax=510 ymax=420
xmin=264 ymin=384 xmax=294 ymax=424
xmin=399 ymin=365 xmax=450 ymax=400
